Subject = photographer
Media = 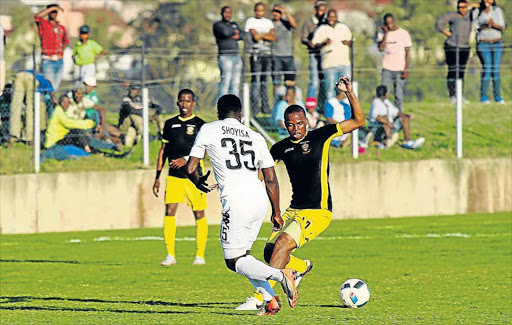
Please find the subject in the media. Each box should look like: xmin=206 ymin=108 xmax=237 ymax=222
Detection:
xmin=377 ymin=13 xmax=412 ymax=112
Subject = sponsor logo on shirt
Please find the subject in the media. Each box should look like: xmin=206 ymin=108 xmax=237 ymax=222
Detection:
xmin=171 ymin=124 xmax=181 ymax=128
xmin=284 ymin=147 xmax=294 ymax=153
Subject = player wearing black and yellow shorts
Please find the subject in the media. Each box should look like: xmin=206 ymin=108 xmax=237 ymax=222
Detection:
xmin=153 ymin=89 xmax=208 ymax=266
xmin=238 ymin=76 xmax=364 ymax=309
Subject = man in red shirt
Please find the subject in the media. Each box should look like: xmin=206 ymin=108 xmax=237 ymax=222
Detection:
xmin=35 ymin=4 xmax=69 ymax=90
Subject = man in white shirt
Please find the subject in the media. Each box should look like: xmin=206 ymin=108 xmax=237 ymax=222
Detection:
xmin=245 ymin=2 xmax=276 ymax=116
xmin=369 ymin=85 xmax=424 ymax=149
xmin=186 ymin=94 xmax=298 ymax=315
xmin=377 ymin=13 xmax=412 ymax=111
xmin=311 ymin=9 xmax=352 ymax=100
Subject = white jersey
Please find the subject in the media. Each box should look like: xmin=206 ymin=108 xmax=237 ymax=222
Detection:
xmin=189 ymin=118 xmax=274 ymax=199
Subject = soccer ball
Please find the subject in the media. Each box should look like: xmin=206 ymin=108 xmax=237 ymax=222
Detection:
xmin=339 ymin=278 xmax=370 ymax=308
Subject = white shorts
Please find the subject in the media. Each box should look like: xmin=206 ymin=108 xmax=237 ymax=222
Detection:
xmin=220 ymin=192 xmax=269 ymax=259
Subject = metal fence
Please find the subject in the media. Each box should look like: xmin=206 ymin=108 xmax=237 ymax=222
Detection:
xmin=1 ymin=43 xmax=511 ymax=173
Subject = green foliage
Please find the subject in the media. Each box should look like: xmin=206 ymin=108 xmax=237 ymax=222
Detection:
xmin=0 ymin=212 xmax=510 ymax=324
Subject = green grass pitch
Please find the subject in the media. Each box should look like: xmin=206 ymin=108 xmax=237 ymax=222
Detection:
xmin=1 ymin=212 xmax=510 ymax=324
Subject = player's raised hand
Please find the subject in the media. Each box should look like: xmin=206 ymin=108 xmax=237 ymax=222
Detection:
xmin=271 ymin=214 xmax=284 ymax=231
xmin=195 ymin=170 xmax=212 ymax=193
xmin=336 ymin=76 xmax=352 ymax=93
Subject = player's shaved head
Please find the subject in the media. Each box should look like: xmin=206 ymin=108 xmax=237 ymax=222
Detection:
xmin=218 ymin=94 xmax=242 ymax=120
xmin=178 ymin=88 xmax=196 ymax=102
xmin=284 ymin=104 xmax=306 ymax=120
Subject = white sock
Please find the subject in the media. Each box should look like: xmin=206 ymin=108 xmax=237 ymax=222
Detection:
xmin=235 ymin=255 xmax=284 ymax=282
xmin=248 ymin=278 xmax=275 ymax=301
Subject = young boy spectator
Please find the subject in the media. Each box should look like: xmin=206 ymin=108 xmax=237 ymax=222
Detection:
xmin=325 ymin=87 xmax=351 ymax=147
xmin=304 ymin=97 xmax=324 ymax=130
xmin=271 ymin=4 xmax=298 ymax=91
xmin=72 ymin=25 xmax=107 ymax=81
xmin=369 ymin=85 xmax=425 ymax=149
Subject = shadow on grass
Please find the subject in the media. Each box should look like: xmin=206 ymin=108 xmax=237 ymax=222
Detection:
xmin=0 ymin=296 xmax=258 ymax=317
xmin=0 ymin=259 xmax=122 ymax=266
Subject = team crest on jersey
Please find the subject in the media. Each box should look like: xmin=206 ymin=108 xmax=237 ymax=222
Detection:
xmin=300 ymin=141 xmax=311 ymax=154
xmin=186 ymin=124 xmax=196 ymax=135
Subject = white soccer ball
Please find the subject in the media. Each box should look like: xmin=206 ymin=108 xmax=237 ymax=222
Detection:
xmin=339 ymin=278 xmax=370 ymax=308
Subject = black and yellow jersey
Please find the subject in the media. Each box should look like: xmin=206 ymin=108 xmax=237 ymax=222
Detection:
xmin=162 ymin=114 xmax=205 ymax=178
xmin=270 ymin=124 xmax=343 ymax=211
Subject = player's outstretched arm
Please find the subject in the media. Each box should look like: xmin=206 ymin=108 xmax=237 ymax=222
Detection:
xmin=262 ymin=167 xmax=283 ymax=231
xmin=186 ymin=157 xmax=211 ymax=193
xmin=337 ymin=76 xmax=365 ymax=134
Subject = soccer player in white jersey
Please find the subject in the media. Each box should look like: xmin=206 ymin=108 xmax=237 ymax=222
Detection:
xmin=185 ymin=94 xmax=298 ymax=315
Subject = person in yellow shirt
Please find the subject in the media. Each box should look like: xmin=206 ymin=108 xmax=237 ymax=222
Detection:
xmin=72 ymin=25 xmax=107 ymax=81
xmin=45 ymin=94 xmax=95 ymax=152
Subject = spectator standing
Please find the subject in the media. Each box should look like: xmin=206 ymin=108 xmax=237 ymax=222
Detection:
xmin=472 ymin=0 xmax=506 ymax=104
xmin=436 ymin=0 xmax=477 ymax=103
xmin=271 ymin=4 xmax=298 ymax=91
xmin=44 ymin=95 xmax=94 ymax=152
xmin=35 ymin=4 xmax=69 ymax=90
xmin=0 ymin=25 xmax=5 ymax=91
xmin=213 ymin=6 xmax=243 ymax=99
xmin=301 ymin=1 xmax=327 ymax=98
xmin=245 ymin=2 xmax=276 ymax=116
xmin=311 ymin=9 xmax=352 ymax=101
xmin=72 ymin=25 xmax=107 ymax=81
xmin=377 ymin=13 xmax=412 ymax=111
xmin=0 ymin=83 xmax=12 ymax=143
xmin=325 ymin=87 xmax=351 ymax=147
xmin=9 ymin=70 xmax=53 ymax=145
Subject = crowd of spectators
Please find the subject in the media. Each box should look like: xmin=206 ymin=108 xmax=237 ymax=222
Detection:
xmin=0 ymin=0 xmax=507 ymax=161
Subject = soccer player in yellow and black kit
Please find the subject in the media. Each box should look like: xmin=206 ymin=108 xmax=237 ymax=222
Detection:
xmin=236 ymin=76 xmax=364 ymax=310
xmin=153 ymin=88 xmax=208 ymax=266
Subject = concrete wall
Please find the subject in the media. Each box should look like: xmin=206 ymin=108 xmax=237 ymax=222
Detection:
xmin=0 ymin=158 xmax=510 ymax=234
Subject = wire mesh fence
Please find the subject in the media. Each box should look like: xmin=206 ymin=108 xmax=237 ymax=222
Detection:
xmin=1 ymin=43 xmax=511 ymax=173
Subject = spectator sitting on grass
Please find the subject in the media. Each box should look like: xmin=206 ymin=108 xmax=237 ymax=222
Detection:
xmin=325 ymin=87 xmax=351 ymax=147
xmin=44 ymin=94 xmax=95 ymax=153
xmin=118 ymin=83 xmax=163 ymax=148
xmin=271 ymin=85 xmax=304 ymax=139
xmin=369 ymin=85 xmax=425 ymax=149
xmin=304 ymin=96 xmax=325 ymax=130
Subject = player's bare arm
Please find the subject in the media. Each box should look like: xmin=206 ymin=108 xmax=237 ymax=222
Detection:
xmin=153 ymin=142 xmax=166 ymax=197
xmin=337 ymin=76 xmax=365 ymax=134
xmin=169 ymin=157 xmax=188 ymax=169
xmin=261 ymin=167 xmax=283 ymax=231
xmin=186 ymin=157 xmax=211 ymax=193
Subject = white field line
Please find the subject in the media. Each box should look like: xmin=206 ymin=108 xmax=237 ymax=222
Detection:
xmin=61 ymin=232 xmax=511 ymax=243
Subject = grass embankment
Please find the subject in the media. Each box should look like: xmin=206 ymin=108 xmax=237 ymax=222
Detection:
xmin=0 ymin=102 xmax=510 ymax=175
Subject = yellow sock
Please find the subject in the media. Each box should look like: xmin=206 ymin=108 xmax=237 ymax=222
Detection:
xmin=195 ymin=217 xmax=208 ymax=259
xmin=253 ymin=255 xmax=308 ymax=302
xmin=163 ymin=216 xmax=176 ymax=256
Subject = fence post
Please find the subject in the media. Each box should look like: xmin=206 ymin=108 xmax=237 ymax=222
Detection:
xmin=456 ymin=79 xmax=463 ymax=158
xmin=141 ymin=42 xmax=149 ymax=166
xmin=243 ymin=82 xmax=250 ymax=126
xmin=352 ymin=81 xmax=359 ymax=159
xmin=32 ymin=45 xmax=40 ymax=173
xmin=350 ymin=39 xmax=358 ymax=159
